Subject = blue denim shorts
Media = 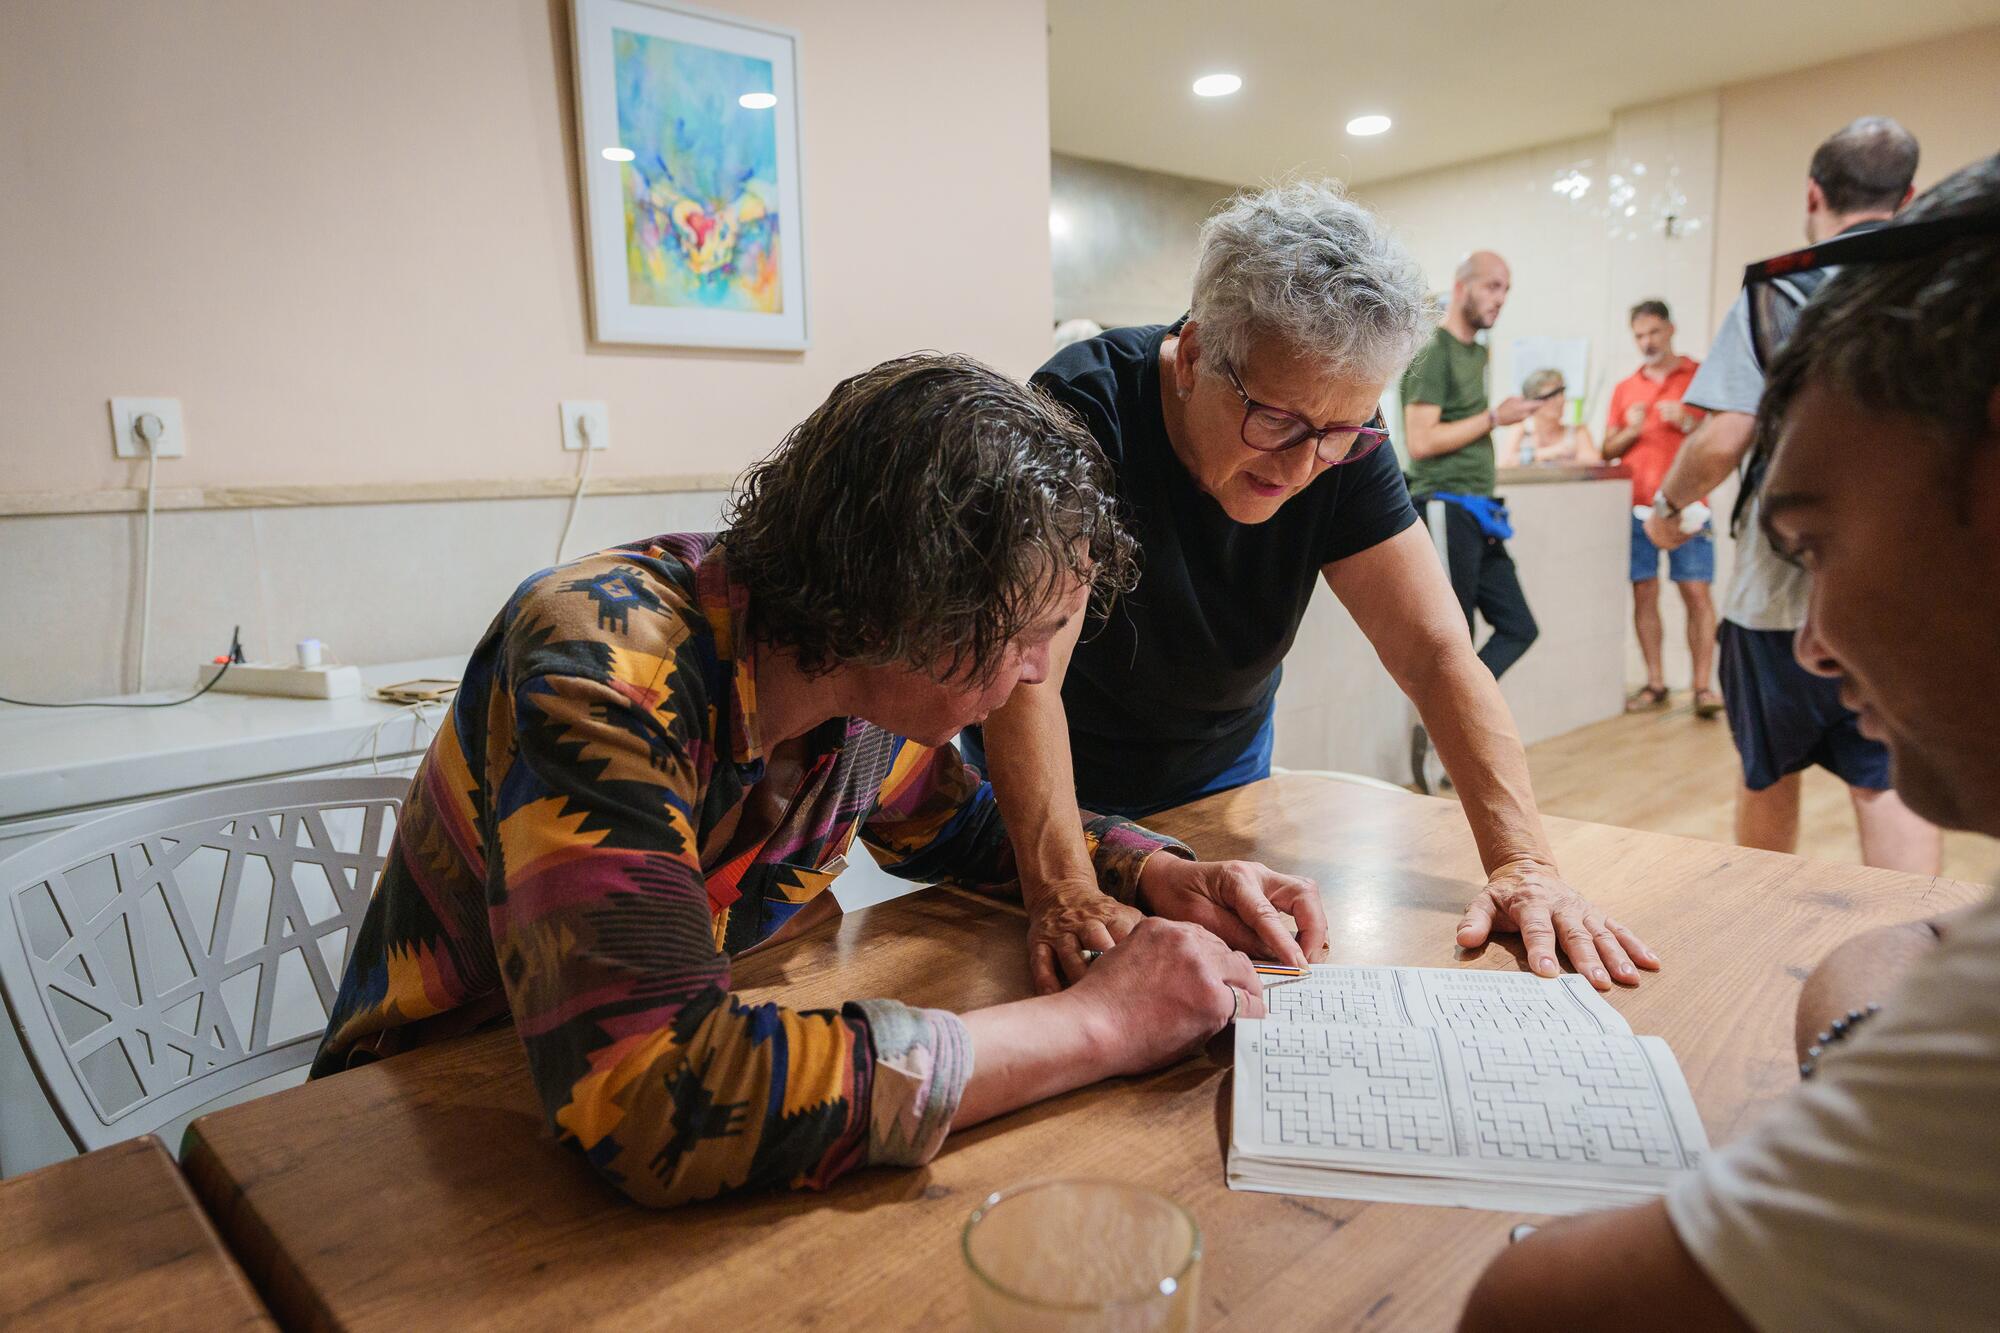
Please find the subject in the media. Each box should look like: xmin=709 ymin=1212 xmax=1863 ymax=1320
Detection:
xmin=1630 ymin=513 xmax=1715 ymax=583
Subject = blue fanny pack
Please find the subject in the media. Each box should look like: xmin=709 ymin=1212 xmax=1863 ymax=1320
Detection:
xmin=1435 ymin=492 xmax=1514 ymax=541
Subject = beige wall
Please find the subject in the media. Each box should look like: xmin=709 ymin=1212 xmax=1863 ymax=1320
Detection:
xmin=1711 ymin=25 xmax=2000 ymax=321
xmin=0 ymin=0 xmax=1053 ymax=499
xmin=1050 ymin=153 xmax=1233 ymax=329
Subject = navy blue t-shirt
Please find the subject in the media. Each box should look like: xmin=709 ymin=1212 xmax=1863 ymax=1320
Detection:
xmin=1021 ymin=323 xmax=1418 ymax=812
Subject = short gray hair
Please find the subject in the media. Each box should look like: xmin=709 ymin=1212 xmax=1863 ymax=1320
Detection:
xmin=1191 ymin=180 xmax=1435 ymax=384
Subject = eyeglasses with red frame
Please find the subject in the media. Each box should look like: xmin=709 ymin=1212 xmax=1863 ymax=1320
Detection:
xmin=1221 ymin=362 xmax=1390 ymax=465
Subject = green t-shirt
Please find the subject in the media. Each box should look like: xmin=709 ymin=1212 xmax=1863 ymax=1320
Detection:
xmin=1401 ymin=327 xmax=1494 ymax=497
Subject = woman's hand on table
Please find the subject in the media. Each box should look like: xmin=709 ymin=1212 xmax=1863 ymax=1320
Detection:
xmin=1023 ymin=879 xmax=1144 ymax=994
xmin=1067 ymin=918 xmax=1268 ymax=1073
xmin=1136 ymin=854 xmax=1330 ymax=968
xmin=1455 ymin=858 xmax=1660 ymax=990
xmin=956 ymin=917 xmax=1266 ymax=1128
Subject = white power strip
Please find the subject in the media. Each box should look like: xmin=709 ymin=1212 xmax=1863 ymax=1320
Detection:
xmin=195 ymin=661 xmax=362 ymax=699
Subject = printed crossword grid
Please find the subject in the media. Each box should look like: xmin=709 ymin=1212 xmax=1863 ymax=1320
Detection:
xmin=1460 ymin=1033 xmax=1681 ymax=1167
xmin=1259 ymin=1025 xmax=1683 ymax=1167
xmin=1261 ymin=1025 xmax=1451 ymax=1155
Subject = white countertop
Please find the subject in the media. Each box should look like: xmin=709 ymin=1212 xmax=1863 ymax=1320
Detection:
xmin=0 ymin=656 xmax=466 ymax=821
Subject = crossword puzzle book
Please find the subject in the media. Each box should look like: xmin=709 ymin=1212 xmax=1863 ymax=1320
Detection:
xmin=1229 ymin=966 xmax=1709 ymax=1214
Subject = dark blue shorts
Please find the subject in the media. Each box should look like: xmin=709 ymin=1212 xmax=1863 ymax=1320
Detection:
xmin=1719 ymin=621 xmax=1891 ymax=792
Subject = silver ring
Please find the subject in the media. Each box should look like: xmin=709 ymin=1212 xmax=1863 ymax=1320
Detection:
xmin=1229 ymin=988 xmax=1242 ymax=1022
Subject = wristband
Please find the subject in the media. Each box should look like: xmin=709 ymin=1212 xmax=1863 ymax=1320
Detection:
xmin=1487 ymin=408 xmax=1498 ymax=431
xmin=1652 ymin=491 xmax=1684 ymax=520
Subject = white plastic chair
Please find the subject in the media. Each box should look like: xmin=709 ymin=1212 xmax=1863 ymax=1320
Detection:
xmin=0 ymin=777 xmax=407 ymax=1153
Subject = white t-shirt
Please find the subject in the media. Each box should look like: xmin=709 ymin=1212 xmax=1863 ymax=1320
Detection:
xmin=1666 ymin=885 xmax=2000 ymax=1330
xmin=1683 ymin=293 xmax=1810 ymax=632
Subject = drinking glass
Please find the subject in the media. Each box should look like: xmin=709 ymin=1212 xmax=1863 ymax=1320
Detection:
xmin=962 ymin=1180 xmax=1201 ymax=1331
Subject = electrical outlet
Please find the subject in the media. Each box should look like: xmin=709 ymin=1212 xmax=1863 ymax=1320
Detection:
xmin=560 ymin=400 xmax=609 ymax=451
xmin=109 ymin=397 xmax=187 ymax=458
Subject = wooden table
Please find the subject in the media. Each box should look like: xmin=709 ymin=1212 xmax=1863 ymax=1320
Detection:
xmin=182 ymin=776 xmax=1977 ymax=1330
xmin=1 ymin=1134 xmax=273 ymax=1330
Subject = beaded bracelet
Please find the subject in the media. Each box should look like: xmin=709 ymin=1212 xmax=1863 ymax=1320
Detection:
xmin=1799 ymin=1002 xmax=1882 ymax=1079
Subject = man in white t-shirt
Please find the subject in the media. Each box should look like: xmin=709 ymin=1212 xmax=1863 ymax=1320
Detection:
xmin=1644 ymin=117 xmax=1940 ymax=875
xmin=1461 ymin=153 xmax=2000 ymax=1330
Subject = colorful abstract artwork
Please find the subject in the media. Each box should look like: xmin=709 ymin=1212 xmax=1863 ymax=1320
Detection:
xmin=613 ymin=30 xmax=781 ymax=313
xmin=573 ymin=0 xmax=806 ymax=348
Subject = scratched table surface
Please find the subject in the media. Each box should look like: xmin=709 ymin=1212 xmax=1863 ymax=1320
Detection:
xmin=181 ymin=776 xmax=1976 ymax=1330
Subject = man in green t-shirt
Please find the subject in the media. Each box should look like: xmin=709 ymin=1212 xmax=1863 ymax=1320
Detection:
xmin=1401 ymin=250 xmax=1538 ymax=684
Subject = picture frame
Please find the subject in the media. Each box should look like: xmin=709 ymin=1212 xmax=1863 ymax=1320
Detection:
xmin=570 ymin=0 xmax=808 ymax=349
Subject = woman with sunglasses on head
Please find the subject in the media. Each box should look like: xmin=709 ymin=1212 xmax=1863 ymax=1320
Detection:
xmin=961 ymin=180 xmax=1659 ymax=998
xmin=1498 ymin=368 xmax=1600 ymax=467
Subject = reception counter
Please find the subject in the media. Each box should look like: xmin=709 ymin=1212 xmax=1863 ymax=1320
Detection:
xmin=1273 ymin=464 xmax=1632 ymax=783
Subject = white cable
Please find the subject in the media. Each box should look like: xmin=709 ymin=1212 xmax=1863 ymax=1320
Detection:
xmin=555 ymin=417 xmax=595 ymax=565
xmin=368 ymin=700 xmax=442 ymax=774
xmin=135 ymin=415 xmax=163 ymax=693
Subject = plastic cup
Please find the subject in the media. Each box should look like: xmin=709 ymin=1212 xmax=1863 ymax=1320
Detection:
xmin=962 ymin=1180 xmax=1202 ymax=1331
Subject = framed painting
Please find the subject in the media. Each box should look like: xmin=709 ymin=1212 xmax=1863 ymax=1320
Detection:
xmin=571 ymin=0 xmax=807 ymax=349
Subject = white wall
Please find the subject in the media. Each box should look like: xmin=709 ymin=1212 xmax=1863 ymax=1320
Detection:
xmin=1050 ymin=153 xmax=1234 ymax=328
xmin=1355 ymin=95 xmax=1732 ymax=694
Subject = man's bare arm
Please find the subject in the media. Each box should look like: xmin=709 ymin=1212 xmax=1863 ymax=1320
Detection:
xmin=1459 ymin=1201 xmax=1750 ymax=1332
xmin=1793 ymin=908 xmax=1971 ymax=1061
xmin=1656 ymin=410 xmax=1754 ymax=508
xmin=1405 ymin=402 xmax=1493 ymax=460
xmin=1602 ymin=412 xmax=1644 ymax=459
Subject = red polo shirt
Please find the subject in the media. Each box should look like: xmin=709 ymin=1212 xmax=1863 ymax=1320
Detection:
xmin=1607 ymin=357 xmax=1704 ymax=507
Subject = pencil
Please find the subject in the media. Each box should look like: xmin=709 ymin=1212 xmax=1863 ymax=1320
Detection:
xmin=1078 ymin=948 xmax=1308 ymax=979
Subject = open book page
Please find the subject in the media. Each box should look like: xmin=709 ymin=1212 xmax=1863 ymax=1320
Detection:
xmin=1262 ymin=965 xmax=1631 ymax=1035
xmin=1231 ymin=972 xmax=1709 ymax=1214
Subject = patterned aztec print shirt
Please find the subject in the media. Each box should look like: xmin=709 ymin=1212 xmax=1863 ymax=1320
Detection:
xmin=310 ymin=533 xmax=1188 ymax=1207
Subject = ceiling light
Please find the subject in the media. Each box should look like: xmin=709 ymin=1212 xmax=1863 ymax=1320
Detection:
xmin=738 ymin=92 xmax=777 ymax=110
xmin=1192 ymin=73 xmax=1242 ymax=98
xmin=1345 ymin=114 xmax=1392 ymax=137
xmin=1049 ymin=208 xmax=1070 ymax=239
xmin=600 ymin=147 xmax=635 ymax=162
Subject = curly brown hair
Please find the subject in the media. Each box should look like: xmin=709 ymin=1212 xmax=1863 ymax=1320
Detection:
xmin=722 ymin=353 xmax=1139 ymax=682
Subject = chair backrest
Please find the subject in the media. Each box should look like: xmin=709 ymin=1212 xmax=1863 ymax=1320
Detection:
xmin=0 ymin=777 xmax=408 ymax=1152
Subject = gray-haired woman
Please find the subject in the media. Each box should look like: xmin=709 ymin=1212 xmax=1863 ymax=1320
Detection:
xmin=962 ymin=181 xmax=1660 ymax=996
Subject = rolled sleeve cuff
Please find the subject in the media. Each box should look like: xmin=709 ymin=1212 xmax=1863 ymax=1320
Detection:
xmin=1084 ymin=816 xmax=1193 ymax=907
xmin=846 ymin=998 xmax=973 ymax=1169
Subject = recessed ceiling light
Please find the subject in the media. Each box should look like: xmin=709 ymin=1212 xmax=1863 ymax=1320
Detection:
xmin=738 ymin=92 xmax=777 ymax=110
xmin=1192 ymin=73 xmax=1242 ymax=98
xmin=601 ymin=146 xmax=635 ymax=162
xmin=1345 ymin=114 xmax=1392 ymax=137
xmin=1049 ymin=208 xmax=1070 ymax=238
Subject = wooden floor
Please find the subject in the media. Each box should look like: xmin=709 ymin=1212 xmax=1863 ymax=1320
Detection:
xmin=1520 ymin=701 xmax=2000 ymax=885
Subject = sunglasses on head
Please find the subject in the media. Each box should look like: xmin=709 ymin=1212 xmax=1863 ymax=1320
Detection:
xmin=1745 ymin=212 xmax=2000 ymax=370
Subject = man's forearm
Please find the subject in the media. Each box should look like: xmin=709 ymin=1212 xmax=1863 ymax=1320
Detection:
xmin=977 ymin=671 xmax=1097 ymax=904
xmin=1409 ymin=410 xmax=1494 ymax=460
xmin=1601 ymin=424 xmax=1641 ymax=459
xmin=1793 ymin=916 xmax=1954 ymax=1062
xmin=1656 ymin=411 xmax=1753 ymax=508
xmin=1405 ymin=641 xmax=1554 ymax=872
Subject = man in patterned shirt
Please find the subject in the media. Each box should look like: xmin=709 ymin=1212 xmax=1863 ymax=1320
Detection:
xmin=313 ymin=354 xmax=1327 ymax=1207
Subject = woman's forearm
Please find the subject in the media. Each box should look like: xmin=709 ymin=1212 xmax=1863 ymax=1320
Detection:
xmin=1326 ymin=528 xmax=1557 ymax=874
xmin=1407 ymin=645 xmax=1555 ymax=872
xmin=954 ymin=991 xmax=1114 ymax=1128
xmin=976 ymin=622 xmax=1097 ymax=905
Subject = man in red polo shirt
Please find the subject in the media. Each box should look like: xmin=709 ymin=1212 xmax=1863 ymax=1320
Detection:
xmin=1604 ymin=299 xmax=1718 ymax=716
